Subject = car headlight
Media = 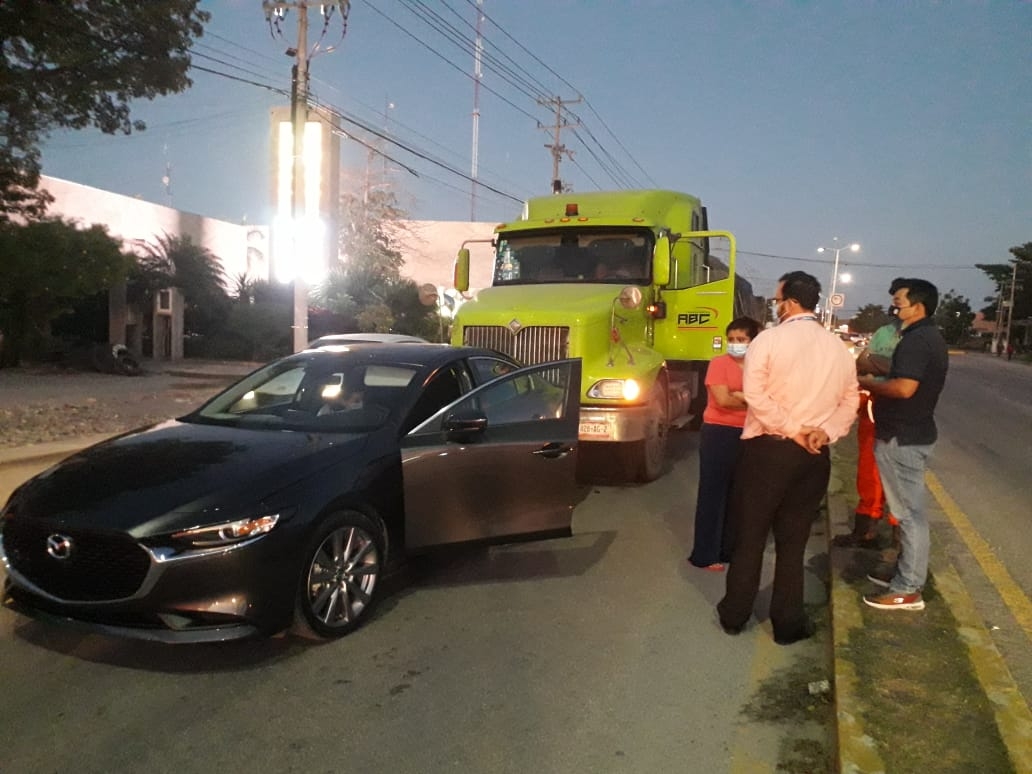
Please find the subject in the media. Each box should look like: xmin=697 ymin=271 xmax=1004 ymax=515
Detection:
xmin=587 ymin=379 xmax=641 ymax=401
xmin=171 ymin=514 xmax=281 ymax=548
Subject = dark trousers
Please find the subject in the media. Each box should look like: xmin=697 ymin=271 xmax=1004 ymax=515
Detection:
xmin=688 ymin=422 xmax=742 ymax=566
xmin=717 ymin=435 xmax=830 ymax=638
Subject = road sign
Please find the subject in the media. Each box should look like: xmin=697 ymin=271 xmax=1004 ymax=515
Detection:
xmin=830 ymin=293 xmax=845 ymax=308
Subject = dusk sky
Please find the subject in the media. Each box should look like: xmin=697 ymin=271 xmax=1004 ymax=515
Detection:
xmin=40 ymin=0 xmax=1031 ymax=316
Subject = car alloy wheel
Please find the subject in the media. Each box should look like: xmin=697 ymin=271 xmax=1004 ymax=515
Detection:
xmin=293 ymin=510 xmax=383 ymax=639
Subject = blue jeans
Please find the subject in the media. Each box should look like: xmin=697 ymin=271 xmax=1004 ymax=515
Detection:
xmin=873 ymin=437 xmax=935 ymax=593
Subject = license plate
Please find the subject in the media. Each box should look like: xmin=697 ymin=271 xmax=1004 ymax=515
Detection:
xmin=579 ymin=421 xmax=611 ymax=439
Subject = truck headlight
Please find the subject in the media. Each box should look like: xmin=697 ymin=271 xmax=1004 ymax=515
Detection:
xmin=588 ymin=379 xmax=641 ymax=401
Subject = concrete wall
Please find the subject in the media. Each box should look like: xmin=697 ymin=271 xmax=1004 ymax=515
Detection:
xmin=39 ymin=175 xmax=269 ymax=286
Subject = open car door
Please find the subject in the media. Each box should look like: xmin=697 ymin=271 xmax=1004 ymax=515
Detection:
xmin=401 ymin=359 xmax=581 ymax=550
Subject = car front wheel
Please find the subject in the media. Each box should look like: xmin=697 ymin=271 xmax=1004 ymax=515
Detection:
xmin=292 ymin=510 xmax=384 ymax=640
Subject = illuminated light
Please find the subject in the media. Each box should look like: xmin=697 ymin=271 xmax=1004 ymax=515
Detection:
xmin=172 ymin=513 xmax=281 ymax=548
xmin=271 ymin=214 xmax=327 ymax=284
xmin=303 ymin=121 xmax=322 ymax=218
xmin=274 ymin=120 xmax=326 ymax=284
xmin=588 ymin=379 xmax=641 ymax=401
xmin=632 ymin=217 xmax=645 ymax=222
xmin=578 ymin=217 xmax=589 ymax=222
xmin=298 ymin=216 xmax=327 ymax=284
xmin=276 ymin=122 xmax=293 ymax=215
xmin=559 ymin=217 xmax=570 ymax=222
xmin=647 ymin=301 xmax=667 ymax=319
xmin=565 ymin=203 xmax=579 ymax=216
xmin=271 ymin=214 xmax=295 ymax=283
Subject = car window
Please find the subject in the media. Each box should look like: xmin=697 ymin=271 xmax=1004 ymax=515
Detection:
xmin=469 ymin=356 xmax=518 ymax=384
xmin=191 ymin=357 xmax=418 ymax=433
xmin=410 ymin=360 xmax=574 ymax=434
xmin=401 ymin=364 xmax=471 ymax=433
xmin=225 ymin=366 xmax=305 ymax=413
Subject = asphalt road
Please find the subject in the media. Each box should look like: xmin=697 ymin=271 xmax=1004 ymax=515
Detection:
xmin=926 ymin=352 xmax=1032 ymax=707
xmin=0 ymin=402 xmax=832 ymax=773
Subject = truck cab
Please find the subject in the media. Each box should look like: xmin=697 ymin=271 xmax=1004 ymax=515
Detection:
xmin=452 ymin=190 xmax=763 ymax=481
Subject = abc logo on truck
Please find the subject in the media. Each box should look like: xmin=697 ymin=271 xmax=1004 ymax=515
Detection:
xmin=677 ymin=307 xmax=719 ymax=328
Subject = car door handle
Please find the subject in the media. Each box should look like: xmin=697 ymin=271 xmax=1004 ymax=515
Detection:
xmin=532 ymin=442 xmax=573 ymax=459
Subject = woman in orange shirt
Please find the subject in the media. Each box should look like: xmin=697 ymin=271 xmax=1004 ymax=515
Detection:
xmin=688 ymin=316 xmax=762 ymax=570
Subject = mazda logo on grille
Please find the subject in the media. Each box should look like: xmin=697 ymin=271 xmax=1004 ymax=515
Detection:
xmin=46 ymin=534 xmax=73 ymax=560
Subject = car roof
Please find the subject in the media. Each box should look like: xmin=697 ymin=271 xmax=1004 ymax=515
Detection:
xmin=289 ymin=343 xmax=517 ymax=369
xmin=308 ymin=333 xmax=429 ymax=347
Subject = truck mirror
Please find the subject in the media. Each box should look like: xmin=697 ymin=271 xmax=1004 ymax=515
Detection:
xmin=454 ymin=248 xmax=471 ymax=292
xmin=652 ymin=236 xmax=671 ymax=287
xmin=618 ymin=286 xmax=643 ymax=310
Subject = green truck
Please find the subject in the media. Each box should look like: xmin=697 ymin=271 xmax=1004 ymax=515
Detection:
xmin=452 ymin=190 xmax=764 ymax=481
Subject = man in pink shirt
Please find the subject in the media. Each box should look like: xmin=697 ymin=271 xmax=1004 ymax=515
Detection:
xmin=717 ymin=271 xmax=859 ymax=644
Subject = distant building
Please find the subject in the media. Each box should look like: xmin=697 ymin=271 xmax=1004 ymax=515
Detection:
xmin=34 ymin=176 xmax=498 ymax=356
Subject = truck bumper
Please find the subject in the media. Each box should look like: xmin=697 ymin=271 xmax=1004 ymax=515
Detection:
xmin=578 ymin=405 xmax=653 ymax=443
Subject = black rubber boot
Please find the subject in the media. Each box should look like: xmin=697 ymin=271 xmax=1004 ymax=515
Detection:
xmin=831 ymin=513 xmax=880 ymax=548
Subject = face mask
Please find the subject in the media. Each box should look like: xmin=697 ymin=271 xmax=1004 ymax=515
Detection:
xmin=727 ymin=342 xmax=749 ymax=358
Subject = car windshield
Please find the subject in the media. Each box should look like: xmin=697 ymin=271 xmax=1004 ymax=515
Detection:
xmin=493 ymin=228 xmax=653 ymax=285
xmin=186 ymin=355 xmax=420 ymax=433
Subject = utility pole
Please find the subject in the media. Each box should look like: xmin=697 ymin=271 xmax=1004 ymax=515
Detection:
xmin=264 ymin=1 xmax=349 ymax=353
xmin=1004 ymin=259 xmax=1019 ymax=353
xmin=991 ymin=261 xmax=1019 ymax=355
xmin=538 ymin=96 xmax=580 ymax=194
xmin=469 ymin=0 xmax=484 ymax=220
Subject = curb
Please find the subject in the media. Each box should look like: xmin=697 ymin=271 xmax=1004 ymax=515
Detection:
xmin=827 ymin=491 xmax=888 ymax=774
xmin=0 ymin=434 xmax=113 ymax=471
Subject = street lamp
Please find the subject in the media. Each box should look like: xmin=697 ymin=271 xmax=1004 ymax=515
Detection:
xmin=817 ymin=239 xmax=860 ymax=330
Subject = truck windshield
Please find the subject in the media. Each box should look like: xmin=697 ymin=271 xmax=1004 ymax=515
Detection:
xmin=493 ymin=229 xmax=653 ymax=285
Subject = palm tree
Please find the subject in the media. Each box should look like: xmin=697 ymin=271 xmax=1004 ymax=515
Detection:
xmin=129 ymin=232 xmax=229 ymax=336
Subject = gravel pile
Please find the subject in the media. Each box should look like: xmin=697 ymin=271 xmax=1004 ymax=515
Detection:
xmin=0 ymin=371 xmax=236 ymax=449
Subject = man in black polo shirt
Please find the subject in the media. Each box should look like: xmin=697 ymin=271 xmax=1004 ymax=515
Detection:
xmin=858 ymin=278 xmax=948 ymax=611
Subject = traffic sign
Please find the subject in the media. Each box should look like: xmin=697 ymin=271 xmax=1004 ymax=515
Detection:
xmin=830 ymin=293 xmax=845 ymax=308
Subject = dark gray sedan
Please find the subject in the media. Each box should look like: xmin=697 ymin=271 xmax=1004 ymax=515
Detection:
xmin=1 ymin=345 xmax=581 ymax=643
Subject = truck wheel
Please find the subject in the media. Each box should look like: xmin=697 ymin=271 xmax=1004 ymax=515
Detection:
xmin=629 ymin=379 xmax=669 ymax=482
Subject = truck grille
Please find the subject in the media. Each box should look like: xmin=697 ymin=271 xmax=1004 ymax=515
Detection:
xmin=463 ymin=325 xmax=569 ymax=365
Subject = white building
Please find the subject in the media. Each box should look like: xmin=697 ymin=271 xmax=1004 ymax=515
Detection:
xmin=35 ymin=175 xmax=500 ymax=357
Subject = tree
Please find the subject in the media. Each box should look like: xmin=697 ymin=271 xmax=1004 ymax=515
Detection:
xmin=933 ymin=290 xmax=974 ymax=345
xmin=0 ymin=1 xmax=209 ymax=221
xmin=976 ymin=242 xmax=1032 ymax=322
xmin=0 ymin=217 xmax=132 ymax=366
xmin=849 ymin=304 xmax=893 ymax=334
xmin=312 ymin=189 xmax=438 ymax=339
xmin=130 ymin=232 xmax=230 ymax=336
